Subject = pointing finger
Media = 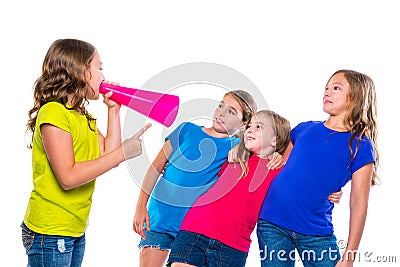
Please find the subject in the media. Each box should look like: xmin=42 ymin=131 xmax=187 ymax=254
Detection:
xmin=132 ymin=123 xmax=152 ymax=139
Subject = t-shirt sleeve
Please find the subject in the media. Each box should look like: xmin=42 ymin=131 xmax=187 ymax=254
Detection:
xmin=290 ymin=122 xmax=305 ymax=144
xmin=351 ymin=138 xmax=375 ymax=174
xmin=165 ymin=122 xmax=188 ymax=151
xmin=290 ymin=121 xmax=318 ymax=144
xmin=37 ymin=102 xmax=71 ymax=133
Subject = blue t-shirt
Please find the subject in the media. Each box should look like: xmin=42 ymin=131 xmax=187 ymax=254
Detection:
xmin=147 ymin=122 xmax=239 ymax=236
xmin=259 ymin=121 xmax=375 ymax=236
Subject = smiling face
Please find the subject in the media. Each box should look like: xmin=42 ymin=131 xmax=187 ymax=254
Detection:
xmin=323 ymin=72 xmax=350 ymax=118
xmin=244 ymin=113 xmax=276 ymax=157
xmin=212 ymin=94 xmax=245 ymax=136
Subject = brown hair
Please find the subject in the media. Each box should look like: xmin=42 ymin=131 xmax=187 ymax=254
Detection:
xmin=328 ymin=69 xmax=379 ymax=185
xmin=26 ymin=39 xmax=97 ymax=148
xmin=237 ymin=110 xmax=291 ymax=178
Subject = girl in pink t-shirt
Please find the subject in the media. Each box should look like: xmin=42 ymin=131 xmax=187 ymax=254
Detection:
xmin=167 ymin=110 xmax=291 ymax=267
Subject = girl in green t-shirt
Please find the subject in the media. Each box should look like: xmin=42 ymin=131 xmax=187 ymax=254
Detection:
xmin=21 ymin=38 xmax=150 ymax=267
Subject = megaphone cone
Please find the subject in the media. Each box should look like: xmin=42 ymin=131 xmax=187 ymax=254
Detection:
xmin=99 ymin=81 xmax=179 ymax=127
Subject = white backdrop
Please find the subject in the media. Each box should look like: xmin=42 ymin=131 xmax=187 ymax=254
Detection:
xmin=1 ymin=1 xmax=398 ymax=266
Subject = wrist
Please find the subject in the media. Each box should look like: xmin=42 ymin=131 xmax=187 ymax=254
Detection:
xmin=109 ymin=145 xmax=125 ymax=167
xmin=108 ymin=105 xmax=121 ymax=113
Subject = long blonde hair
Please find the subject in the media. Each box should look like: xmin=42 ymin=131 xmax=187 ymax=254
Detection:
xmin=237 ymin=110 xmax=291 ymax=178
xmin=328 ymin=69 xmax=380 ymax=185
xmin=26 ymin=39 xmax=97 ymax=148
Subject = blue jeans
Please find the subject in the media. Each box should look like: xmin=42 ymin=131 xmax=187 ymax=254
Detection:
xmin=21 ymin=222 xmax=86 ymax=267
xmin=256 ymin=219 xmax=340 ymax=267
xmin=168 ymin=230 xmax=248 ymax=267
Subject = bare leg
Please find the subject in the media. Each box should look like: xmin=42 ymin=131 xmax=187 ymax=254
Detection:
xmin=140 ymin=247 xmax=170 ymax=267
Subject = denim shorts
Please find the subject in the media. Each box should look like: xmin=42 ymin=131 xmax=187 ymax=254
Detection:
xmin=138 ymin=230 xmax=175 ymax=250
xmin=21 ymin=221 xmax=86 ymax=267
xmin=168 ymin=230 xmax=248 ymax=267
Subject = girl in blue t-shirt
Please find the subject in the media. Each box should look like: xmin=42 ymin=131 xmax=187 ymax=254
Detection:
xmin=133 ymin=90 xmax=272 ymax=266
xmin=257 ymin=69 xmax=379 ymax=267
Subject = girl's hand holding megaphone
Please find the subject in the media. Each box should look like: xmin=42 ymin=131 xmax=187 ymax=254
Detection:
xmin=102 ymin=81 xmax=120 ymax=108
xmin=123 ymin=123 xmax=152 ymax=159
xmin=103 ymin=91 xmax=120 ymax=108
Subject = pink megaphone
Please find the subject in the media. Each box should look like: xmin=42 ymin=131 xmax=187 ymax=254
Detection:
xmin=99 ymin=81 xmax=179 ymax=127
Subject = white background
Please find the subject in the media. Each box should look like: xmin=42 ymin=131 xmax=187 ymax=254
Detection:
xmin=1 ymin=1 xmax=398 ymax=266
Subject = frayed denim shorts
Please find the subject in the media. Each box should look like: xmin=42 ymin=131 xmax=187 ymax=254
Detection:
xmin=138 ymin=230 xmax=175 ymax=250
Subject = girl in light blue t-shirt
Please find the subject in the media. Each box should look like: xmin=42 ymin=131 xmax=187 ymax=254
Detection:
xmin=133 ymin=90 xmax=261 ymax=266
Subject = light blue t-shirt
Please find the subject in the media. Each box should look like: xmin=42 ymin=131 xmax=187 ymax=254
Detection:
xmin=259 ymin=121 xmax=375 ymax=236
xmin=148 ymin=122 xmax=239 ymax=236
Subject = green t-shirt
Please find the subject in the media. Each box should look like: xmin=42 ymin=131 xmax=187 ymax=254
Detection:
xmin=24 ymin=102 xmax=100 ymax=237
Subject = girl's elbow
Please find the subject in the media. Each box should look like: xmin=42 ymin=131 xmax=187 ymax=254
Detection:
xmin=60 ymin=183 xmax=75 ymax=191
xmin=57 ymin=176 xmax=77 ymax=191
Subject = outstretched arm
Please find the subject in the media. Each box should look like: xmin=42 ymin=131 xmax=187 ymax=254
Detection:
xmin=42 ymin=123 xmax=150 ymax=190
xmin=133 ymin=140 xmax=173 ymax=239
xmin=336 ymin=162 xmax=373 ymax=267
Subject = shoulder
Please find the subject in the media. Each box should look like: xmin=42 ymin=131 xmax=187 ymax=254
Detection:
xmin=37 ymin=102 xmax=69 ymax=121
xmin=292 ymin=120 xmax=322 ymax=134
xmin=166 ymin=122 xmax=200 ymax=142
xmin=39 ymin=101 xmax=66 ymax=113
xmin=351 ymin=135 xmax=375 ymax=172
xmin=35 ymin=102 xmax=85 ymax=134
xmin=359 ymin=135 xmax=373 ymax=145
xmin=295 ymin=120 xmax=323 ymax=128
xmin=175 ymin=121 xmax=202 ymax=133
xmin=270 ymin=165 xmax=284 ymax=176
xmin=181 ymin=121 xmax=201 ymax=130
xmin=356 ymin=135 xmax=374 ymax=153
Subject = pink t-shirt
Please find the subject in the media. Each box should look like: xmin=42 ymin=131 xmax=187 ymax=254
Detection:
xmin=180 ymin=155 xmax=282 ymax=252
